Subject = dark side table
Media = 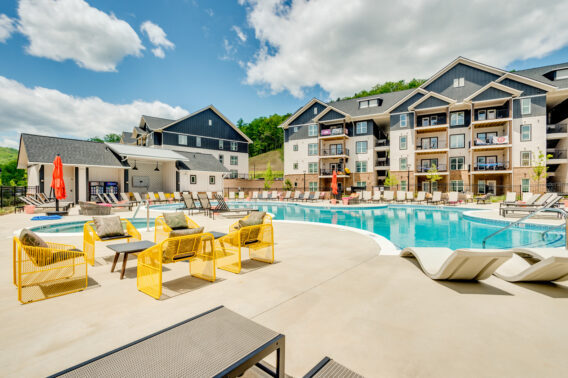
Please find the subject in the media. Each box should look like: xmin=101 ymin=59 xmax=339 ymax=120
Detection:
xmin=107 ymin=240 xmax=155 ymax=279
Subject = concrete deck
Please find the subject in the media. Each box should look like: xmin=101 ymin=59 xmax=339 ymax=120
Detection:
xmin=1 ymin=208 xmax=568 ymax=377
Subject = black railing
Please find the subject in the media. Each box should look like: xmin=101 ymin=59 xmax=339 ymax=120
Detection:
xmin=416 ymin=121 xmax=446 ymax=128
xmin=473 ymin=136 xmax=510 ymax=146
xmin=375 ymin=160 xmax=390 ymax=167
xmin=416 ymin=141 xmax=447 ymax=150
xmin=548 ymin=150 xmax=567 ymax=159
xmin=320 ymin=128 xmax=346 ymax=137
xmin=546 ymin=123 xmax=567 ymax=133
xmin=375 ymin=139 xmax=390 ymax=147
xmin=473 ymin=161 xmax=510 ymax=171
xmin=416 ymin=164 xmax=447 ymax=173
xmin=1 ymin=186 xmax=39 ymax=211
xmin=319 ymin=169 xmax=346 ymax=176
xmin=320 ymin=148 xmax=349 ymax=156
xmin=475 ymin=108 xmax=509 ymax=121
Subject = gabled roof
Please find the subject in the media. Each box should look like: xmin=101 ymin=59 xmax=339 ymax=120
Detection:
xmin=408 ymin=92 xmax=456 ymax=110
xmin=174 ymin=151 xmax=229 ymax=173
xmin=140 ymin=115 xmax=175 ymax=131
xmin=513 ymin=62 xmax=568 ymax=89
xmin=328 ymin=89 xmax=416 ymax=118
xmin=120 ymin=131 xmax=136 ymax=144
xmin=384 ymin=88 xmax=429 ymax=113
xmin=105 ymin=143 xmax=187 ymax=161
xmin=495 ymin=72 xmax=557 ymax=91
xmin=155 ymin=105 xmax=253 ymax=143
xmin=18 ymin=134 xmax=126 ymax=169
xmin=313 ymin=105 xmax=350 ymax=122
xmin=279 ymin=98 xmax=328 ymax=128
xmin=464 ymin=82 xmax=522 ymax=102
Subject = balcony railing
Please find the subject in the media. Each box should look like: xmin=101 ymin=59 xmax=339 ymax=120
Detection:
xmin=416 ymin=141 xmax=447 ymax=150
xmin=547 ymin=124 xmax=568 ymax=133
xmin=474 ymin=108 xmax=509 ymax=121
xmin=375 ymin=139 xmax=390 ymax=147
xmin=375 ymin=160 xmax=390 ymax=167
xmin=320 ymin=169 xmax=346 ymax=176
xmin=320 ymin=147 xmax=349 ymax=156
xmin=320 ymin=128 xmax=346 ymax=137
xmin=473 ymin=161 xmax=510 ymax=171
xmin=548 ymin=150 xmax=567 ymax=159
xmin=473 ymin=135 xmax=510 ymax=146
xmin=416 ymin=164 xmax=447 ymax=173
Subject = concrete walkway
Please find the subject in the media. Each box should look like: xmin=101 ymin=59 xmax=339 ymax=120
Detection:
xmin=1 ymin=210 xmax=568 ymax=377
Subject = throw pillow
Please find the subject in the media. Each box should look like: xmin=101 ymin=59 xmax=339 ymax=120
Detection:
xmin=93 ymin=216 xmax=125 ymax=238
xmin=163 ymin=212 xmax=189 ymax=230
xmin=19 ymin=228 xmax=51 ymax=266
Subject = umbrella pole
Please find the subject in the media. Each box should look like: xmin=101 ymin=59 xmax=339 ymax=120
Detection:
xmin=56 ymin=198 xmax=59 ymax=212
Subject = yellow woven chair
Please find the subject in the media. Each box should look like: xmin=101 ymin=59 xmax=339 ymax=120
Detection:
xmin=83 ymin=219 xmax=141 ymax=266
xmin=13 ymin=237 xmax=88 ymax=304
xmin=137 ymin=232 xmax=216 ymax=299
xmin=154 ymin=215 xmax=200 ymax=244
xmin=215 ymin=213 xmax=274 ymax=274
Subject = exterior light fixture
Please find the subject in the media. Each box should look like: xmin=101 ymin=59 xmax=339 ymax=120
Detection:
xmin=132 ymin=160 xmax=138 ymax=170
xmin=154 ymin=162 xmax=160 ymax=172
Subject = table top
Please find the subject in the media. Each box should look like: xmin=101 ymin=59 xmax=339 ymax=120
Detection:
xmin=209 ymin=231 xmax=227 ymax=239
xmin=107 ymin=240 xmax=155 ymax=253
xmin=52 ymin=306 xmax=283 ymax=378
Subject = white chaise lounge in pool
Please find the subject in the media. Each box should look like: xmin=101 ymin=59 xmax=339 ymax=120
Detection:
xmin=400 ymin=247 xmax=512 ymax=280
xmin=494 ymin=248 xmax=568 ymax=282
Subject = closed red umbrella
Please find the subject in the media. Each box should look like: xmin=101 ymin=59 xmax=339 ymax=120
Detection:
xmin=51 ymin=155 xmax=66 ymax=211
xmin=331 ymin=170 xmax=338 ymax=196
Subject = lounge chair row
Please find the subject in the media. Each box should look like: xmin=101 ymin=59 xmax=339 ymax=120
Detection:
xmin=499 ymin=192 xmax=564 ymax=217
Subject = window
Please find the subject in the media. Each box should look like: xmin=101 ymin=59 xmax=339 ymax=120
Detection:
xmin=422 ymin=117 xmax=429 ymax=127
xmin=309 ymin=182 xmax=318 ymax=191
xmin=209 ymin=176 xmax=215 ymax=185
xmin=430 ymin=116 xmax=437 ymax=125
xmin=453 ymin=77 xmax=465 ymax=87
xmin=196 ymin=137 xmax=201 ymax=147
xmin=190 ymin=175 xmax=196 ymax=184
xmin=521 ymin=151 xmax=531 ymax=167
xmin=556 ymin=68 xmax=568 ymax=80
xmin=208 ymin=119 xmax=212 ymax=126
xmin=450 ymin=134 xmax=465 ymax=149
xmin=400 ymin=114 xmax=407 ymax=127
xmin=400 ymin=157 xmax=407 ymax=170
xmin=308 ymin=124 xmax=318 ymax=136
xmin=450 ymin=157 xmax=465 ymax=170
xmin=230 ymin=156 xmax=238 ymax=166
xmin=521 ymin=98 xmax=531 ymax=115
xmin=450 ymin=111 xmax=465 ymax=126
xmin=308 ymin=162 xmax=318 ymax=173
xmin=356 ymin=181 xmax=367 ymax=188
xmin=368 ymin=99 xmax=378 ymax=107
xmin=293 ymin=163 xmax=298 ymax=170
xmin=219 ymin=154 xmax=224 ymax=164
xmin=308 ymin=143 xmax=318 ymax=156
xmin=478 ymin=110 xmax=486 ymax=121
xmin=356 ymin=161 xmax=367 ymax=173
xmin=356 ymin=141 xmax=368 ymax=154
xmin=521 ymin=178 xmax=530 ymax=193
xmin=359 ymin=100 xmax=369 ymax=109
xmin=356 ymin=121 xmax=367 ymax=134
xmin=450 ymin=180 xmax=464 ymax=192
xmin=293 ymin=144 xmax=298 ymax=151
xmin=400 ymin=135 xmax=407 ymax=150
xmin=521 ymin=124 xmax=531 ymax=141
xmin=487 ymin=109 xmax=496 ymax=120
xmin=230 ymin=141 xmax=238 ymax=151
xmin=313 ymin=107 xmax=318 ymax=115
xmin=178 ymin=135 xmax=188 ymax=145
xmin=478 ymin=180 xmax=486 ymax=194
xmin=230 ymin=169 xmax=238 ymax=179
xmin=219 ymin=140 xmax=224 ymax=149
xmin=293 ymin=126 xmax=298 ymax=133
xmin=400 ymin=180 xmax=407 ymax=191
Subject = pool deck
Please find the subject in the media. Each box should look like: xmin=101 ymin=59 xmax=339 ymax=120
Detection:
xmin=1 ymin=205 xmax=568 ymax=377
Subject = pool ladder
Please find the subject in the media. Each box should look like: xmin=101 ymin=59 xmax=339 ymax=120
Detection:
xmin=132 ymin=200 xmax=151 ymax=231
xmin=482 ymin=203 xmax=567 ymax=249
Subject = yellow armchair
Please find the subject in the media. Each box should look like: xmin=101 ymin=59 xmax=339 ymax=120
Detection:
xmin=137 ymin=232 xmax=216 ymax=299
xmin=13 ymin=237 xmax=88 ymax=304
xmin=154 ymin=215 xmax=200 ymax=244
xmin=83 ymin=218 xmax=141 ymax=266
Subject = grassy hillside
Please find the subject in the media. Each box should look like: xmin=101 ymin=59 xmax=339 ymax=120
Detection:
xmin=0 ymin=147 xmax=17 ymax=165
xmin=249 ymin=149 xmax=283 ymax=178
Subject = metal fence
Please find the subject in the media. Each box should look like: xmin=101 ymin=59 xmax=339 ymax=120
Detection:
xmin=1 ymin=186 xmax=39 ymax=210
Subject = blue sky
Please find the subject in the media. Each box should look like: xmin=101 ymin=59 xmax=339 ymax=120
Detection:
xmin=1 ymin=0 xmax=568 ymax=147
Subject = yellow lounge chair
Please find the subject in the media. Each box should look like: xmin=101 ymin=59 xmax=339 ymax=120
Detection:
xmin=154 ymin=214 xmax=200 ymax=244
xmin=215 ymin=212 xmax=274 ymax=274
xmin=137 ymin=231 xmax=216 ymax=299
xmin=83 ymin=218 xmax=141 ymax=266
xmin=13 ymin=232 xmax=87 ymax=304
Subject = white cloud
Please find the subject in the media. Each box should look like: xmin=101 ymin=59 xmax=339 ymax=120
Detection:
xmin=205 ymin=8 xmax=214 ymax=17
xmin=232 ymin=26 xmax=247 ymax=43
xmin=140 ymin=21 xmax=175 ymax=58
xmin=241 ymin=0 xmax=568 ymax=99
xmin=17 ymin=0 xmax=144 ymax=72
xmin=0 ymin=76 xmax=188 ymax=146
xmin=221 ymin=38 xmax=237 ymax=61
xmin=0 ymin=14 xmax=15 ymax=43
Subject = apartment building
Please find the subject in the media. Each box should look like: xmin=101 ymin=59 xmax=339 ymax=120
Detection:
xmin=280 ymin=57 xmax=568 ymax=194
xmin=122 ymin=105 xmax=252 ymax=177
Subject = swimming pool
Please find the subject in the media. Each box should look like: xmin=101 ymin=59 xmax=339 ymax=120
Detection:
xmin=29 ymin=218 xmax=156 ymax=234
xmin=151 ymin=201 xmax=565 ymax=249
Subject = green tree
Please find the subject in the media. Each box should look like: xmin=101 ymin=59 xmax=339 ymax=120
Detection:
xmin=238 ymin=113 xmax=290 ymax=157
xmin=384 ymin=171 xmax=399 ymax=189
xmin=532 ymin=149 xmax=552 ymax=191
xmin=283 ymin=178 xmax=293 ymax=191
xmin=0 ymin=159 xmax=27 ymax=186
xmin=88 ymin=133 xmax=121 ymax=143
xmin=426 ymin=164 xmax=442 ymax=192
xmin=342 ymin=79 xmax=426 ymax=100
xmin=263 ymin=162 xmax=274 ymax=190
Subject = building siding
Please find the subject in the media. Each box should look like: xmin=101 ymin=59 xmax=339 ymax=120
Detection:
xmin=513 ymin=95 xmax=546 ymax=118
xmin=472 ymin=87 xmax=513 ymax=102
xmin=414 ymin=96 xmax=451 ymax=110
xmin=287 ymin=124 xmax=318 ymax=141
xmin=500 ymin=78 xmax=546 ymax=96
xmin=164 ymin=108 xmax=248 ymax=143
xmin=290 ymin=102 xmax=328 ymax=126
xmin=390 ymin=112 xmax=414 ymax=131
xmin=319 ymin=109 xmax=345 ymax=122
xmin=162 ymin=131 xmax=248 ymax=153
xmin=425 ymin=63 xmax=501 ymax=102
xmin=392 ymin=93 xmax=424 ymax=113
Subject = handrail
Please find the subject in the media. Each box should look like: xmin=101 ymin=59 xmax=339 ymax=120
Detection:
xmin=482 ymin=199 xmax=566 ymax=248
xmin=541 ymin=221 xmax=567 ymax=240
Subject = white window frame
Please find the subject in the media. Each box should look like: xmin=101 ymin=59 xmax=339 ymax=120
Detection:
xmin=430 ymin=115 xmax=438 ymax=125
xmin=450 ymin=156 xmax=465 ymax=170
xmin=556 ymin=68 xmax=568 ymax=80
xmin=521 ymin=178 xmax=530 ymax=193
xmin=219 ymin=154 xmax=224 ymax=164
xmin=359 ymin=100 xmax=369 ymax=109
xmin=208 ymin=119 xmax=212 ymax=126
xmin=450 ymin=134 xmax=465 ymax=149
xmin=209 ymin=175 xmax=215 ymax=184
xmin=308 ymin=143 xmax=318 ymax=156
xmin=308 ymin=162 xmax=318 ymax=174
xmin=400 ymin=114 xmax=408 ymax=128
xmin=178 ymin=135 xmax=188 ymax=145
xmin=521 ymin=98 xmax=531 ymax=115
xmin=356 ymin=161 xmax=367 ymax=173
xmin=230 ymin=141 xmax=238 ymax=151
xmin=450 ymin=180 xmax=464 ymax=192
xmin=521 ymin=124 xmax=531 ymax=141
xmin=521 ymin=151 xmax=531 ymax=167
xmin=308 ymin=182 xmax=318 ymax=192
xmin=478 ymin=180 xmax=486 ymax=194
xmin=308 ymin=124 xmax=318 ymax=137
xmin=313 ymin=107 xmax=318 ymax=115
xmin=450 ymin=111 xmax=465 ymax=126
xmin=230 ymin=156 xmax=238 ymax=166
xmin=400 ymin=135 xmax=407 ymax=150
xmin=219 ymin=140 xmax=224 ymax=149
xmin=422 ymin=117 xmax=429 ymax=127
xmin=356 ymin=141 xmax=368 ymax=154
xmin=400 ymin=157 xmax=407 ymax=170
xmin=356 ymin=121 xmax=367 ymax=134
xmin=196 ymin=136 xmax=201 ymax=147
xmin=368 ymin=99 xmax=378 ymax=107
xmin=478 ymin=110 xmax=486 ymax=121
xmin=400 ymin=180 xmax=407 ymax=191
xmin=453 ymin=77 xmax=465 ymax=87
xmin=190 ymin=175 xmax=197 ymax=184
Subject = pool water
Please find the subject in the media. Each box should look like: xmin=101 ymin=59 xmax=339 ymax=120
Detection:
xmin=29 ymin=218 xmax=156 ymax=234
xmin=152 ymin=202 xmax=565 ymax=250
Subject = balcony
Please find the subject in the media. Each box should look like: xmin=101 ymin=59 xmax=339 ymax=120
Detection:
xmin=416 ymin=164 xmax=448 ymax=173
xmin=471 ymin=136 xmax=511 ymax=149
xmin=319 ymin=147 xmax=349 ymax=158
xmin=548 ymin=149 xmax=568 ymax=164
xmin=375 ymin=159 xmax=390 ymax=169
xmin=415 ymin=122 xmax=449 ymax=132
xmin=374 ymin=139 xmax=390 ymax=151
xmin=472 ymin=161 xmax=510 ymax=172
xmin=415 ymin=141 xmax=448 ymax=153
xmin=319 ymin=128 xmax=348 ymax=140
xmin=319 ymin=169 xmax=349 ymax=178
xmin=547 ymin=123 xmax=568 ymax=139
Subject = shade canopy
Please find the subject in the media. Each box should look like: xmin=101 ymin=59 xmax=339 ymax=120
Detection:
xmin=51 ymin=155 xmax=66 ymax=200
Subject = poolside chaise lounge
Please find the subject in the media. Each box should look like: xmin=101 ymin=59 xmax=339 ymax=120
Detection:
xmin=500 ymin=193 xmax=561 ymax=217
xmin=213 ymin=194 xmax=257 ymax=216
xmin=293 ymin=191 xmax=302 ymax=201
xmin=522 ymin=192 xmax=534 ymax=202
xmin=446 ymin=192 xmax=459 ymax=206
xmin=406 ymin=191 xmax=414 ymax=202
xmin=361 ymin=191 xmax=372 ymax=202
xmin=400 ymin=247 xmax=512 ymax=280
xmin=83 ymin=216 xmax=141 ymax=266
xmin=414 ymin=191 xmax=426 ymax=204
xmin=229 ymin=191 xmax=236 ymax=200
xmin=476 ymin=193 xmax=493 ymax=204
xmin=428 ymin=191 xmax=443 ymax=205
xmin=282 ymin=191 xmax=291 ymax=201
xmin=109 ymin=193 xmax=134 ymax=209
xmin=206 ymin=191 xmax=214 ymax=200
xmin=154 ymin=213 xmax=200 ymax=244
xmin=172 ymin=192 xmax=182 ymax=202
xmin=252 ymin=191 xmax=259 ymax=200
xmin=215 ymin=212 xmax=274 ymax=274
xmin=158 ymin=192 xmax=169 ymax=202
xmin=197 ymin=193 xmax=214 ymax=217
xmin=13 ymin=229 xmax=88 ymax=304
xmin=180 ymin=192 xmax=200 ymax=214
xmin=372 ymin=190 xmax=381 ymax=203
xmin=304 ymin=356 xmax=364 ymax=378
xmin=503 ymin=192 xmax=517 ymax=205
xmin=271 ymin=190 xmax=278 ymax=200
xmin=121 ymin=192 xmax=133 ymax=203
xmin=494 ymin=247 xmax=568 ymax=282
xmin=382 ymin=191 xmax=395 ymax=203
xmin=133 ymin=192 xmax=144 ymax=203
xmin=238 ymin=191 xmax=245 ymax=199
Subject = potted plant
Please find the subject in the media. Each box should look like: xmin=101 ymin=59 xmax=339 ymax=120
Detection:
xmin=342 ymin=195 xmax=350 ymax=205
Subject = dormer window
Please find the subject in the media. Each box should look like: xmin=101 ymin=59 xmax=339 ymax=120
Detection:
xmin=359 ymin=100 xmax=369 ymax=109
xmin=368 ymin=99 xmax=378 ymax=107
xmin=453 ymin=77 xmax=465 ymax=87
xmin=208 ymin=119 xmax=212 ymax=126
xmin=313 ymin=107 xmax=318 ymax=115
xmin=359 ymin=98 xmax=381 ymax=109
xmin=556 ymin=68 xmax=568 ymax=80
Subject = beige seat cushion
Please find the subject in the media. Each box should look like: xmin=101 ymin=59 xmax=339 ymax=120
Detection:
xmin=93 ymin=216 xmax=125 ymax=238
xmin=163 ymin=227 xmax=204 ymax=263
xmin=236 ymin=212 xmax=266 ymax=244
xmin=162 ymin=212 xmax=189 ymax=230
